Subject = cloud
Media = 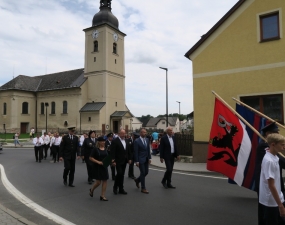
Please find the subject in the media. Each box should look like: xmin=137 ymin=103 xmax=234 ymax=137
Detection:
xmin=0 ymin=0 xmax=239 ymax=116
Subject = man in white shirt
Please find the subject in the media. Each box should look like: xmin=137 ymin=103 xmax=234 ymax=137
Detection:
xmin=259 ymin=133 xmax=285 ymax=225
xmin=33 ymin=134 xmax=44 ymax=163
xmin=41 ymin=132 xmax=50 ymax=160
xmin=50 ymin=132 xmax=62 ymax=163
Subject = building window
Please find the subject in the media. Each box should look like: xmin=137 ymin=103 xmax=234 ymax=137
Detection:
xmin=260 ymin=12 xmax=280 ymax=42
xmin=51 ymin=102 xmax=55 ymax=114
xmin=241 ymin=94 xmax=283 ymax=123
xmin=115 ymin=59 xmax=117 ymax=64
xmin=94 ymin=41 xmax=98 ymax=52
xmin=162 ymin=121 xmax=165 ymax=124
xmin=115 ymin=102 xmax=117 ymax=107
xmin=3 ymin=103 xmax=6 ymax=115
xmin=40 ymin=102 xmax=44 ymax=114
xmin=22 ymin=102 xmax=28 ymax=114
xmin=63 ymin=101 xmax=68 ymax=114
xmin=94 ymin=57 xmax=96 ymax=62
xmin=113 ymin=43 xmax=117 ymax=54
xmin=88 ymin=117 xmax=91 ymax=122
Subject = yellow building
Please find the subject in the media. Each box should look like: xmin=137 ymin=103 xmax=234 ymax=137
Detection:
xmin=0 ymin=0 xmax=133 ymax=134
xmin=185 ymin=0 xmax=285 ymax=162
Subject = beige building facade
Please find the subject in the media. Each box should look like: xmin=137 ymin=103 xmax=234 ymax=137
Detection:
xmin=0 ymin=0 xmax=132 ymax=134
xmin=185 ymin=0 xmax=285 ymax=161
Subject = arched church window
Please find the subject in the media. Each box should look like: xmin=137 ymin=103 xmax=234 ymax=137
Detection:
xmin=22 ymin=102 xmax=28 ymax=114
xmin=113 ymin=43 xmax=117 ymax=54
xmin=3 ymin=103 xmax=7 ymax=115
xmin=94 ymin=41 xmax=98 ymax=52
xmin=51 ymin=102 xmax=56 ymax=114
xmin=63 ymin=101 xmax=68 ymax=114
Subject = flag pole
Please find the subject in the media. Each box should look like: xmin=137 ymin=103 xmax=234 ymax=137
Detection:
xmin=212 ymin=91 xmax=266 ymax=142
xmin=232 ymin=97 xmax=285 ymax=129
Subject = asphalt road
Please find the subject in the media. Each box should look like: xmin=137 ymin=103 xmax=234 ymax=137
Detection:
xmin=0 ymin=148 xmax=257 ymax=225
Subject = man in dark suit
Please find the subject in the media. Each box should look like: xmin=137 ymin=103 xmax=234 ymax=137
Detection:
xmin=134 ymin=129 xmax=151 ymax=194
xmin=81 ymin=130 xmax=96 ymax=184
xmin=111 ymin=129 xmax=132 ymax=195
xmin=105 ymin=132 xmax=115 ymax=180
xmin=59 ymin=127 xmax=80 ymax=187
xmin=160 ymin=127 xmax=180 ymax=189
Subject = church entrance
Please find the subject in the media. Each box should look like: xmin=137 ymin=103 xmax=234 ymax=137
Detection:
xmin=20 ymin=123 xmax=29 ymax=134
xmin=113 ymin=121 xmax=119 ymax=133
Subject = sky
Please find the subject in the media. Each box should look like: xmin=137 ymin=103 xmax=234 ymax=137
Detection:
xmin=0 ymin=0 xmax=239 ymax=117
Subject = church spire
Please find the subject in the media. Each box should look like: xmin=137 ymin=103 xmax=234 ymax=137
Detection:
xmin=100 ymin=0 xmax=112 ymax=10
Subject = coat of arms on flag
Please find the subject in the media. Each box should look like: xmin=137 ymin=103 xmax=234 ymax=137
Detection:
xmin=207 ymin=98 xmax=252 ymax=186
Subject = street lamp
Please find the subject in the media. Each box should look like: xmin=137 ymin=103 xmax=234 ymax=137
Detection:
xmin=45 ymin=103 xmax=49 ymax=133
xmin=159 ymin=67 xmax=168 ymax=127
xmin=176 ymin=101 xmax=181 ymax=115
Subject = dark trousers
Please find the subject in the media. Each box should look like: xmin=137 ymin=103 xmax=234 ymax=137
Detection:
xmin=34 ymin=146 xmax=43 ymax=161
xmin=128 ymin=159 xmax=135 ymax=177
xmin=84 ymin=156 xmax=93 ymax=182
xmin=63 ymin=158 xmax=76 ymax=185
xmin=137 ymin=160 xmax=149 ymax=189
xmin=43 ymin=144 xmax=49 ymax=159
xmin=110 ymin=166 xmax=116 ymax=179
xmin=162 ymin=155 xmax=175 ymax=185
xmin=52 ymin=145 xmax=60 ymax=162
xmin=114 ymin=161 xmax=127 ymax=190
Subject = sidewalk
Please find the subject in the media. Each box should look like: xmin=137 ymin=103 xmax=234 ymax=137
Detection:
xmin=0 ymin=203 xmax=36 ymax=225
xmin=150 ymin=154 xmax=209 ymax=173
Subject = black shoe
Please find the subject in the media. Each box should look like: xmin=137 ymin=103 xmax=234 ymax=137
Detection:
xmin=69 ymin=184 xmax=75 ymax=187
xmin=167 ymin=184 xmax=176 ymax=189
xmin=113 ymin=187 xmax=118 ymax=195
xmin=100 ymin=196 xmax=108 ymax=201
xmin=161 ymin=181 xmax=168 ymax=189
xmin=134 ymin=179 xmax=140 ymax=188
xmin=118 ymin=190 xmax=127 ymax=195
xmin=44 ymin=157 xmax=46 ymax=160
xmin=63 ymin=180 xmax=67 ymax=186
xmin=89 ymin=189 xmax=93 ymax=197
xmin=36 ymin=160 xmax=38 ymax=162
xmin=129 ymin=175 xmax=136 ymax=179
xmin=39 ymin=161 xmax=41 ymax=163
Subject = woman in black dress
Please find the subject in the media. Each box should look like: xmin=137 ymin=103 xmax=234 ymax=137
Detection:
xmin=89 ymin=137 xmax=109 ymax=201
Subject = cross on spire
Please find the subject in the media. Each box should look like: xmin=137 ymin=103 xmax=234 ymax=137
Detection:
xmin=100 ymin=0 xmax=112 ymax=9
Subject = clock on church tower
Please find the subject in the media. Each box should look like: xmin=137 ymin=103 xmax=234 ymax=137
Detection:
xmin=82 ymin=0 xmax=132 ymax=133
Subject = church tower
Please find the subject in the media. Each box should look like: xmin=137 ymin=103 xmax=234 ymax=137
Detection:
xmin=83 ymin=0 xmax=131 ymax=133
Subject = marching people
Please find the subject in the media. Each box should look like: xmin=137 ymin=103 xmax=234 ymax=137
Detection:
xmin=160 ymin=127 xmax=180 ymax=189
xmin=259 ymin=133 xmax=285 ymax=225
xmin=128 ymin=132 xmax=139 ymax=179
xmin=254 ymin=122 xmax=285 ymax=225
xmin=80 ymin=132 xmax=88 ymax=163
xmin=42 ymin=132 xmax=50 ymax=160
xmin=134 ymin=129 xmax=151 ymax=194
xmin=59 ymin=127 xmax=80 ymax=187
xmin=50 ymin=132 xmax=61 ymax=163
xmin=81 ymin=130 xmax=96 ymax=184
xmin=33 ymin=133 xmax=43 ymax=163
xmin=89 ymin=137 xmax=110 ymax=201
xmin=105 ymin=133 xmax=116 ymax=180
xmin=111 ymin=129 xmax=132 ymax=195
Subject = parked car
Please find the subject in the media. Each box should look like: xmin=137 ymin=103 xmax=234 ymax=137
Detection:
xmin=0 ymin=143 xmax=2 ymax=151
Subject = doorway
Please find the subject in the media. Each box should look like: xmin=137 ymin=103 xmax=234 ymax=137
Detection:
xmin=20 ymin=123 xmax=29 ymax=134
xmin=113 ymin=121 xmax=119 ymax=133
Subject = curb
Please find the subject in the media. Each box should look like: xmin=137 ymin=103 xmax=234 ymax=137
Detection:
xmin=0 ymin=203 xmax=37 ymax=225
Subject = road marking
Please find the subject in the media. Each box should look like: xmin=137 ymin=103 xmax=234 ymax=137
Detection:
xmin=149 ymin=168 xmax=227 ymax=180
xmin=0 ymin=164 xmax=76 ymax=225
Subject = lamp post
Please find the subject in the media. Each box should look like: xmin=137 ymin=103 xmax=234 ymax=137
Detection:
xmin=176 ymin=101 xmax=181 ymax=115
xmin=159 ymin=67 xmax=168 ymax=127
xmin=45 ymin=103 xmax=49 ymax=133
